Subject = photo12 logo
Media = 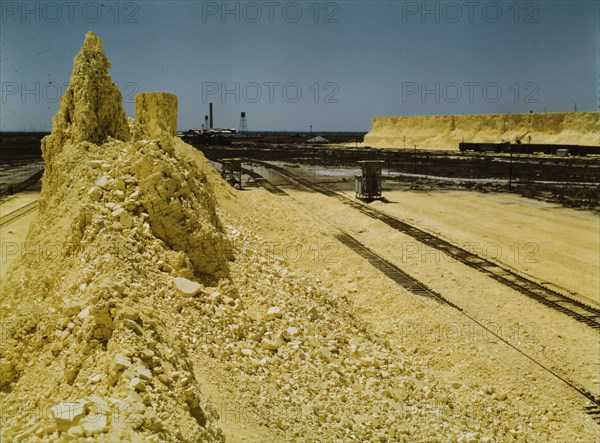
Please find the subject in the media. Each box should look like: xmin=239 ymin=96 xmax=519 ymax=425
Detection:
xmin=201 ymin=81 xmax=339 ymax=104
xmin=1 ymin=1 xmax=140 ymax=24
xmin=1 ymin=81 xmax=139 ymax=104
xmin=400 ymin=1 xmax=540 ymax=24
xmin=401 ymin=81 xmax=540 ymax=104
xmin=399 ymin=319 xmax=540 ymax=346
xmin=200 ymin=1 xmax=339 ymax=24
xmin=400 ymin=241 xmax=540 ymax=264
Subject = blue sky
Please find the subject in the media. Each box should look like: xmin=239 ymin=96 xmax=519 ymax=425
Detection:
xmin=1 ymin=1 xmax=598 ymax=131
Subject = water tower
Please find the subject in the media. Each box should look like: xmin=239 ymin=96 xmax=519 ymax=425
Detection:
xmin=239 ymin=112 xmax=248 ymax=135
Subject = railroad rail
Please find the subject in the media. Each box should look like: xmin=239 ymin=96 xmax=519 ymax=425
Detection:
xmin=0 ymin=200 xmax=39 ymax=227
xmin=335 ymin=233 xmax=462 ymax=310
xmin=212 ymin=159 xmax=288 ymax=196
xmin=0 ymin=169 xmax=43 ymax=198
xmin=338 ymin=235 xmax=599 ymax=424
xmin=240 ymin=165 xmax=288 ymax=196
xmin=248 ymin=159 xmax=600 ymax=331
xmin=245 ymin=159 xmax=600 ymax=424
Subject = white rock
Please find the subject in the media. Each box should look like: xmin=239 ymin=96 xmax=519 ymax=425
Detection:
xmin=95 ymin=176 xmax=110 ymax=189
xmin=112 ymin=208 xmax=125 ymax=217
xmin=66 ymin=425 xmax=83 ymax=437
xmin=265 ymin=306 xmax=282 ymax=320
xmin=128 ymin=391 xmax=146 ymax=408
xmin=88 ymin=395 xmax=109 ymax=415
xmin=245 ymin=311 xmax=261 ymax=322
xmin=88 ymin=186 xmax=102 ymax=201
xmin=77 ymin=307 xmax=90 ymax=319
xmin=82 ymin=413 xmax=107 ymax=434
xmin=52 ymin=400 xmax=87 ymax=426
xmin=114 ymin=353 xmax=131 ymax=370
xmin=134 ymin=364 xmax=153 ymax=380
xmin=174 ymin=277 xmax=202 ymax=296
xmin=130 ymin=377 xmax=147 ymax=392
xmin=262 ymin=337 xmax=283 ymax=351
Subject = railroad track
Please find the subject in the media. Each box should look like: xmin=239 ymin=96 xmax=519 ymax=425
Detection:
xmin=245 ymin=159 xmax=600 ymax=425
xmin=0 ymin=200 xmax=39 ymax=227
xmin=240 ymin=165 xmax=288 ymax=196
xmin=212 ymin=159 xmax=288 ymax=196
xmin=335 ymin=233 xmax=462 ymax=310
xmin=249 ymin=159 xmax=600 ymax=331
xmin=0 ymin=169 xmax=43 ymax=198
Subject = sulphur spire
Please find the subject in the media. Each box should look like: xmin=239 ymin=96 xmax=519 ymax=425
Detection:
xmin=43 ymin=32 xmax=130 ymax=158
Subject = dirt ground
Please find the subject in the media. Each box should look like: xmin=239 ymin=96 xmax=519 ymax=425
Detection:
xmin=351 ymin=189 xmax=599 ymax=306
xmin=217 ymin=181 xmax=598 ymax=436
xmin=0 ymin=192 xmax=40 ymax=279
xmin=2 ymin=180 xmax=599 ymax=441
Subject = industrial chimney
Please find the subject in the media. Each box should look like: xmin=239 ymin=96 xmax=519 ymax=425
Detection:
xmin=209 ymin=103 xmax=214 ymax=129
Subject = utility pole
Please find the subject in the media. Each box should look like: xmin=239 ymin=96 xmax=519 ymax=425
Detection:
xmin=414 ymin=145 xmax=417 ymax=175
xmin=508 ymin=146 xmax=513 ymax=191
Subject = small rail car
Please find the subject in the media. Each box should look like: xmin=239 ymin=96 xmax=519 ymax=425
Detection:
xmin=355 ymin=160 xmax=384 ymax=200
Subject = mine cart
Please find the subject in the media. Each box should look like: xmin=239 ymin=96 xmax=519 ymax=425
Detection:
xmin=355 ymin=160 xmax=384 ymax=200
xmin=221 ymin=158 xmax=243 ymax=189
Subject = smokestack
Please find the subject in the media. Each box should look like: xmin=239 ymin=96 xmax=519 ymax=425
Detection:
xmin=209 ymin=103 xmax=213 ymax=129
